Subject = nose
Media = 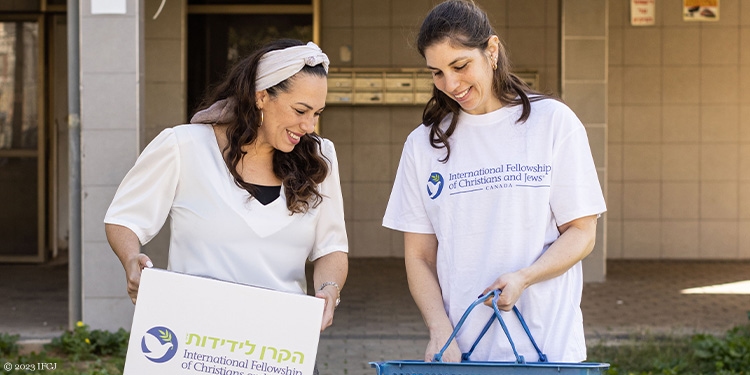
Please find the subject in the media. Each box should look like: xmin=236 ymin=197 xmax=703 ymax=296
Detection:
xmin=441 ymin=72 xmax=460 ymax=93
xmin=301 ymin=115 xmax=316 ymax=134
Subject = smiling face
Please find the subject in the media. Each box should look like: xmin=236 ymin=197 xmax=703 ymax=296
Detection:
xmin=424 ymin=37 xmax=502 ymax=115
xmin=254 ymin=73 xmax=327 ymax=153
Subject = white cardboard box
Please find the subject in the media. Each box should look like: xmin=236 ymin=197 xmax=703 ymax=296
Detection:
xmin=123 ymin=268 xmax=324 ymax=375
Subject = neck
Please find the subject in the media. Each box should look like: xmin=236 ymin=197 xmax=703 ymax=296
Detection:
xmin=242 ymin=139 xmax=275 ymax=161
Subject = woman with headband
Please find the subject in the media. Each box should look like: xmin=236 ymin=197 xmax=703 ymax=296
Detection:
xmin=104 ymin=39 xmax=348 ymax=332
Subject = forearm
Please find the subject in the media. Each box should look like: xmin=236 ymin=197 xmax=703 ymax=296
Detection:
xmin=404 ymin=233 xmax=452 ymax=334
xmin=312 ymin=251 xmax=348 ymax=294
xmin=482 ymin=215 xmax=598 ymax=310
xmin=405 ymin=257 xmax=453 ymax=333
xmin=105 ymin=223 xmax=153 ymax=303
xmin=312 ymin=251 xmax=348 ymax=331
xmin=519 ymin=215 xmax=598 ymax=287
xmin=105 ymin=223 xmax=143 ymax=268
xmin=404 ymin=232 xmax=463 ymax=362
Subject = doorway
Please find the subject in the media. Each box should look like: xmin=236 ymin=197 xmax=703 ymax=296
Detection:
xmin=0 ymin=16 xmax=45 ymax=262
xmin=186 ymin=0 xmax=316 ymax=116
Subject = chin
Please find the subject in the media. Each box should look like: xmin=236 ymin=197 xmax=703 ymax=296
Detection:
xmin=277 ymin=145 xmax=295 ymax=153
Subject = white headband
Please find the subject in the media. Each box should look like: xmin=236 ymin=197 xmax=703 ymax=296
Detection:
xmin=255 ymin=42 xmax=330 ymax=91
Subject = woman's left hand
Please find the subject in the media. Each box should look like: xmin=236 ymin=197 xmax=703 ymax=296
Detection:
xmin=315 ymin=286 xmax=337 ymax=331
xmin=482 ymin=270 xmax=528 ymax=311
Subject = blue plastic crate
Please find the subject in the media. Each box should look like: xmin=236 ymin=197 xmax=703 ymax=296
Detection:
xmin=371 ymin=360 xmax=609 ymax=375
xmin=370 ymin=290 xmax=610 ymax=375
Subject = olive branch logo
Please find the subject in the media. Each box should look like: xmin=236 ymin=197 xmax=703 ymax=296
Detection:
xmin=427 ymin=172 xmax=444 ymax=200
xmin=159 ymin=329 xmax=172 ymax=342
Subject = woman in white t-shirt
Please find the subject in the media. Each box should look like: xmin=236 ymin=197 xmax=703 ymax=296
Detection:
xmin=105 ymin=39 xmax=348 ymax=333
xmin=383 ymin=0 xmax=606 ymax=363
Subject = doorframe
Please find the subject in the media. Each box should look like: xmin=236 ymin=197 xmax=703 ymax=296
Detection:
xmin=186 ymin=0 xmax=319 ymax=41
xmin=0 ymin=14 xmax=47 ymax=263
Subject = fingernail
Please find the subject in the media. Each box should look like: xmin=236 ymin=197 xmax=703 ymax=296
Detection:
xmin=146 ymin=261 xmax=154 ymax=268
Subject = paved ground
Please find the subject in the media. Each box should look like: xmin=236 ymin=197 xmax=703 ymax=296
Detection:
xmin=2 ymin=258 xmax=750 ymax=375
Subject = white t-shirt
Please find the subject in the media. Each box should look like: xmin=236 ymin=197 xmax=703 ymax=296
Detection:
xmin=383 ymin=99 xmax=606 ymax=362
xmin=104 ymin=124 xmax=348 ymax=295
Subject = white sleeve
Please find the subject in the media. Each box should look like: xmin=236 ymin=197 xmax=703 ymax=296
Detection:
xmin=382 ymin=135 xmax=435 ymax=234
xmin=549 ymin=108 xmax=607 ymax=225
xmin=309 ymin=139 xmax=349 ymax=260
xmin=104 ymin=128 xmax=180 ymax=245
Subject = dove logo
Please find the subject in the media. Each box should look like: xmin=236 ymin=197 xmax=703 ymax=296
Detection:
xmin=426 ymin=172 xmax=444 ymax=200
xmin=141 ymin=326 xmax=178 ymax=363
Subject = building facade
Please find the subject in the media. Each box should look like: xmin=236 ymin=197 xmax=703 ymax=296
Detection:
xmin=0 ymin=0 xmax=746 ymax=332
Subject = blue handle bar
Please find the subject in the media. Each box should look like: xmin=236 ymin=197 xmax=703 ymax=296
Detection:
xmin=432 ymin=290 xmax=548 ymax=364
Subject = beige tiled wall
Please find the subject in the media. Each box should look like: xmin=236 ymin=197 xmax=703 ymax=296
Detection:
xmin=609 ymin=0 xmax=750 ymax=259
xmin=320 ymin=0 xmax=561 ymax=257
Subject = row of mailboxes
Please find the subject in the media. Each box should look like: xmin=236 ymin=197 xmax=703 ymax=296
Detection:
xmin=327 ymin=91 xmax=434 ymax=105
xmin=325 ymin=70 xmax=539 ymax=106
xmin=329 ymin=73 xmax=433 ymax=91
xmin=326 ymin=71 xmax=434 ymax=105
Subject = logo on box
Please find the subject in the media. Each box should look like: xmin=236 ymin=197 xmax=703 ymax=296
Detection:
xmin=141 ymin=326 xmax=179 ymax=363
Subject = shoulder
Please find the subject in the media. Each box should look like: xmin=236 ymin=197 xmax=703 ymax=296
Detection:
xmin=166 ymin=123 xmax=215 ymax=148
xmin=403 ymin=123 xmax=433 ymax=147
xmin=142 ymin=126 xmax=177 ymax=152
xmin=528 ymin=97 xmax=578 ymax=119
xmin=172 ymin=123 xmax=213 ymax=137
xmin=318 ymin=137 xmax=336 ymax=156
xmin=523 ymin=98 xmax=583 ymax=132
xmin=316 ymin=137 xmax=342 ymax=166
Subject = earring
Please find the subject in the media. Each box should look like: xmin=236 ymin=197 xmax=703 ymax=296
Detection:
xmin=259 ymin=110 xmax=264 ymax=127
xmin=492 ymin=55 xmax=498 ymax=71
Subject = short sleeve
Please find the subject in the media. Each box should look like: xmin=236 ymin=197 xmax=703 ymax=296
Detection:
xmin=308 ymin=139 xmax=349 ymax=260
xmin=104 ymin=128 xmax=180 ymax=245
xmin=549 ymin=108 xmax=607 ymax=225
xmin=382 ymin=135 xmax=435 ymax=234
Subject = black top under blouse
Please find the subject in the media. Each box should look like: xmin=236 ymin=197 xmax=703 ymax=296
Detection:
xmin=251 ymin=184 xmax=281 ymax=205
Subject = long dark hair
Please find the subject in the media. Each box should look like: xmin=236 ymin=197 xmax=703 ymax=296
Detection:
xmin=416 ymin=0 xmax=553 ymax=162
xmin=195 ymin=39 xmax=329 ymax=214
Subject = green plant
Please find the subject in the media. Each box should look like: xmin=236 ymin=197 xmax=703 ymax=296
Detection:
xmin=589 ymin=315 xmax=750 ymax=375
xmin=46 ymin=321 xmax=130 ymax=361
xmin=5 ymin=352 xmax=123 ymax=375
xmin=0 ymin=332 xmax=20 ymax=356
xmin=692 ymin=324 xmax=750 ymax=374
xmin=588 ymin=334 xmax=694 ymax=375
xmin=88 ymin=327 xmax=130 ymax=357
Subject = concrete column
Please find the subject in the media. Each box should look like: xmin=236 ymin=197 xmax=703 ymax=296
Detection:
xmin=79 ymin=0 xmax=144 ymax=330
xmin=561 ymin=0 xmax=609 ymax=282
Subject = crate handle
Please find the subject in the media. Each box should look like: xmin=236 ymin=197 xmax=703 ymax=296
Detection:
xmin=432 ymin=289 xmax=548 ymax=364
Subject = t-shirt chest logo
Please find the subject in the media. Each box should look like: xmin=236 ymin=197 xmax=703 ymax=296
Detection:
xmin=426 ymin=172 xmax=444 ymax=200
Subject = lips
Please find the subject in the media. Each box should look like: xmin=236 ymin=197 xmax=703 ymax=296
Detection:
xmin=454 ymin=87 xmax=471 ymax=101
xmin=287 ymin=129 xmax=302 ymax=145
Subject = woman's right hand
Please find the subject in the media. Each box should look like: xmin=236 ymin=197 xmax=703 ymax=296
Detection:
xmin=426 ymin=328 xmax=462 ymax=363
xmin=105 ymin=224 xmax=153 ymax=304
xmin=124 ymin=253 xmax=153 ymax=304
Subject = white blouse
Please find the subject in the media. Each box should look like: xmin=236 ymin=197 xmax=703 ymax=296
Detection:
xmin=104 ymin=124 xmax=348 ymax=295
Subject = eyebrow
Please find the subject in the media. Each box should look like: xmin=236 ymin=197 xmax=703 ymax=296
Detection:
xmin=295 ymin=102 xmax=325 ymax=112
xmin=426 ymin=56 xmax=471 ymax=71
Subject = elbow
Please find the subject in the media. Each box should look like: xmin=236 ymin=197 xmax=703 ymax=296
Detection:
xmin=583 ymin=234 xmax=596 ymax=258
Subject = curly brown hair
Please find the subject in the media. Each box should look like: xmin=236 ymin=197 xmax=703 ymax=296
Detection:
xmin=194 ymin=39 xmax=329 ymax=214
